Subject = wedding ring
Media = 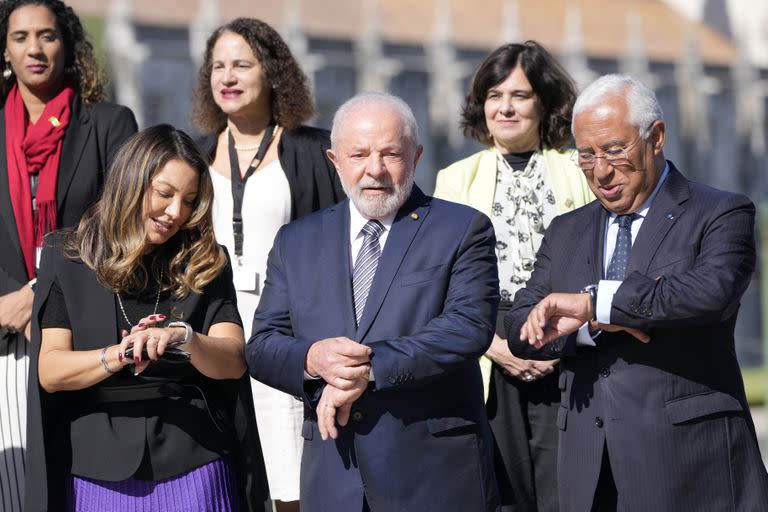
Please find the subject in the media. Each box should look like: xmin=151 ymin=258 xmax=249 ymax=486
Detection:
xmin=524 ymin=374 xmax=534 ymax=381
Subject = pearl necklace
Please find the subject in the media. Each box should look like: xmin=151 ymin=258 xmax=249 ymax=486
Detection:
xmin=226 ymin=126 xmax=263 ymax=152
xmin=116 ymin=269 xmax=164 ymax=328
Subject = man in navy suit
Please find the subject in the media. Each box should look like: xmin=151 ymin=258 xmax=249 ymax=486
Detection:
xmin=505 ymin=74 xmax=768 ymax=511
xmin=247 ymin=92 xmax=500 ymax=512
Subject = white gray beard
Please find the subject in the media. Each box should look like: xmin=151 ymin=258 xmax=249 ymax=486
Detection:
xmin=344 ymin=176 xmax=414 ymax=219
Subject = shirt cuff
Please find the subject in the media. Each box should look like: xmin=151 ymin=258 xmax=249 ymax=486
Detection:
xmin=303 ymin=371 xmax=321 ymax=381
xmin=576 ymin=322 xmax=596 ymax=346
xmin=596 ymin=280 xmax=622 ymax=324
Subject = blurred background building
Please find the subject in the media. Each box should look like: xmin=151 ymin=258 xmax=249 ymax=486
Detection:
xmin=67 ymin=0 xmax=768 ymax=398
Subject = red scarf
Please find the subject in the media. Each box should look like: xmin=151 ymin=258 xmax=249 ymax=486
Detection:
xmin=5 ymin=84 xmax=74 ymax=279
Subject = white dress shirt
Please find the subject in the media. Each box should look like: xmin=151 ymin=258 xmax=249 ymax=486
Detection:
xmin=348 ymin=201 xmax=395 ymax=269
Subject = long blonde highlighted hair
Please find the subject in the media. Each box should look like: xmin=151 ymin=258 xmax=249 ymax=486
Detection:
xmin=67 ymin=124 xmax=225 ymax=298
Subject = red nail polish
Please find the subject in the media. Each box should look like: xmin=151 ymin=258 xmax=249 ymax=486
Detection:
xmin=138 ymin=323 xmax=145 ymax=328
xmin=158 ymin=314 xmax=166 ymax=319
xmin=149 ymin=315 xmax=156 ymax=320
xmin=134 ymin=356 xmax=140 ymax=363
xmin=118 ymin=352 xmax=124 ymax=362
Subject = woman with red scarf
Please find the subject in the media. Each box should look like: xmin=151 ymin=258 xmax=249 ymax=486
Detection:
xmin=0 ymin=1 xmax=136 ymax=510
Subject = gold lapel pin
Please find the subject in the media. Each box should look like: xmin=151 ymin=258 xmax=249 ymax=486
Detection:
xmin=48 ymin=116 xmax=61 ymax=128
xmin=410 ymin=212 xmax=419 ymax=220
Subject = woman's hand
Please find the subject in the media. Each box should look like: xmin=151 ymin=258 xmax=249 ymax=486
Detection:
xmin=118 ymin=315 xmax=188 ymax=375
xmin=486 ymin=334 xmax=558 ymax=382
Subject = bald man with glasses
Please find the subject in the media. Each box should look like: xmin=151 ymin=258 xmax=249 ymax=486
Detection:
xmin=505 ymin=74 xmax=768 ymax=511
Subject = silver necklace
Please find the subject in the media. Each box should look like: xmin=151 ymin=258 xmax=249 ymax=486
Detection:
xmin=116 ymin=268 xmax=164 ymax=328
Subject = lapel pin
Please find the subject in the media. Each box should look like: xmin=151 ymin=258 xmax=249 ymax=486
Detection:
xmin=666 ymin=213 xmax=674 ymax=220
xmin=48 ymin=116 xmax=61 ymax=128
xmin=410 ymin=212 xmax=419 ymax=220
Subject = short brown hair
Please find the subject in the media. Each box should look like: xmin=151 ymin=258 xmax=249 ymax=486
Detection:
xmin=191 ymin=18 xmax=314 ymax=133
xmin=462 ymin=41 xmax=576 ymax=149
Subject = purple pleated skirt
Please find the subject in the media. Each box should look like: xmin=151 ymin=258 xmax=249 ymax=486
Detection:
xmin=66 ymin=458 xmax=239 ymax=512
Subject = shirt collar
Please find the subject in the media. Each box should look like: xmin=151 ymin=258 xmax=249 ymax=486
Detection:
xmin=608 ymin=161 xmax=670 ymax=223
xmin=349 ymin=200 xmax=395 ymax=240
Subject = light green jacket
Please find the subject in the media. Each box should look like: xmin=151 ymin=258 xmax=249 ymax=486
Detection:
xmin=434 ymin=147 xmax=595 ymax=400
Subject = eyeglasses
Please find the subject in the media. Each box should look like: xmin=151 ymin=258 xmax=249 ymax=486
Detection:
xmin=575 ymin=134 xmax=644 ymax=171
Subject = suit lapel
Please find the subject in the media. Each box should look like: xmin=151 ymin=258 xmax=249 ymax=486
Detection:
xmin=626 ymin=164 xmax=689 ymax=275
xmin=56 ymin=97 xmax=91 ymax=209
xmin=0 ymin=113 xmax=23 ymax=257
xmin=356 ymin=188 xmax=429 ymax=341
xmin=584 ymin=202 xmax=608 ymax=283
xmin=323 ymin=201 xmax=357 ymax=338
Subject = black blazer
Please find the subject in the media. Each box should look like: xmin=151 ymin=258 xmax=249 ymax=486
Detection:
xmin=197 ymin=125 xmax=346 ymax=221
xmin=505 ymin=164 xmax=768 ymax=511
xmin=25 ymin=235 xmax=270 ymax=512
xmin=0 ymin=96 xmax=137 ymax=297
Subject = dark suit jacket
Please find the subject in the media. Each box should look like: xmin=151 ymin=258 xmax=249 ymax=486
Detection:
xmin=197 ymin=125 xmax=345 ymax=222
xmin=505 ymin=164 xmax=768 ymax=511
xmin=0 ymin=96 xmax=137 ymax=297
xmin=24 ymin=235 xmax=270 ymax=512
xmin=246 ymin=187 xmax=501 ymax=512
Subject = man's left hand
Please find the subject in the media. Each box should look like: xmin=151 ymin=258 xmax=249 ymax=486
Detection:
xmin=317 ymin=374 xmax=369 ymax=441
xmin=521 ymin=293 xmax=592 ymax=348
xmin=0 ymin=284 xmax=34 ymax=334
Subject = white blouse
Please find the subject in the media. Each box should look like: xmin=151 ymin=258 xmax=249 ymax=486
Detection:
xmin=210 ymin=159 xmax=291 ymax=332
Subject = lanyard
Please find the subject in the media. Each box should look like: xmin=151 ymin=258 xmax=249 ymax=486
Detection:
xmin=227 ymin=124 xmax=276 ymax=260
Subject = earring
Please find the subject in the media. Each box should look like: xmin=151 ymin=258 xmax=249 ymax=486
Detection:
xmin=2 ymin=62 xmax=11 ymax=80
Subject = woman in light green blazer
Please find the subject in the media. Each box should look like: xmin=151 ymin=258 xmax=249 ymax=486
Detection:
xmin=434 ymin=41 xmax=593 ymax=512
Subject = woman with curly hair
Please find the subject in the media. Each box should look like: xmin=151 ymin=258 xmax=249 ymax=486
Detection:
xmin=26 ymin=124 xmax=269 ymax=511
xmin=434 ymin=41 xmax=593 ymax=512
xmin=0 ymin=1 xmax=136 ymax=509
xmin=192 ymin=17 xmax=344 ymax=512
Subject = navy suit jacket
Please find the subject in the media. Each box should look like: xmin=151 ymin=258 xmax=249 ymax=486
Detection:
xmin=247 ymin=187 xmax=500 ymax=512
xmin=505 ymin=164 xmax=768 ymax=511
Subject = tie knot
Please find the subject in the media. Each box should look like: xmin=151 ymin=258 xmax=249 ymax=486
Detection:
xmin=616 ymin=214 xmax=635 ymax=229
xmin=361 ymin=219 xmax=384 ymax=239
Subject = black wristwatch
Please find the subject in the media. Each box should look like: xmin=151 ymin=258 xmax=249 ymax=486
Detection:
xmin=580 ymin=284 xmax=598 ymax=321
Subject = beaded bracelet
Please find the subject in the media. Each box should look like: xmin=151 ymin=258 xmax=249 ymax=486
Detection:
xmin=101 ymin=346 xmax=118 ymax=374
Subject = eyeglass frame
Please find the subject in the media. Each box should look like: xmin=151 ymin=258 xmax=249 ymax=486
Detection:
xmin=574 ymin=128 xmax=651 ymax=171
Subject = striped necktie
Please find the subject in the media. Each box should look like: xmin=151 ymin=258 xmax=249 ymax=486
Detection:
xmin=606 ymin=214 xmax=636 ymax=280
xmin=352 ymin=219 xmax=385 ymax=325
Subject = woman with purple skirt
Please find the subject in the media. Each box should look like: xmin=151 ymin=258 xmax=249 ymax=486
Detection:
xmin=24 ymin=125 xmax=270 ymax=512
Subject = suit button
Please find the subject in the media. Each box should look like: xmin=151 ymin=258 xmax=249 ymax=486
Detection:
xmin=599 ymin=367 xmax=610 ymax=378
xmin=594 ymin=416 xmax=604 ymax=428
xmin=351 ymin=411 xmax=364 ymax=422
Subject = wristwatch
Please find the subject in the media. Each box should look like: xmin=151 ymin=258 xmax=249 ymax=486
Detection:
xmin=168 ymin=321 xmax=193 ymax=345
xmin=580 ymin=284 xmax=598 ymax=321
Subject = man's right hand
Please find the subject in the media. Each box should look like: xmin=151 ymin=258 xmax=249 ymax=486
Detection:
xmin=305 ymin=337 xmax=372 ymax=389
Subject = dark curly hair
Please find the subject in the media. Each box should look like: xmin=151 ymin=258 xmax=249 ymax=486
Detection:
xmin=462 ymin=41 xmax=576 ymax=149
xmin=0 ymin=0 xmax=106 ymax=104
xmin=191 ymin=17 xmax=314 ymax=133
